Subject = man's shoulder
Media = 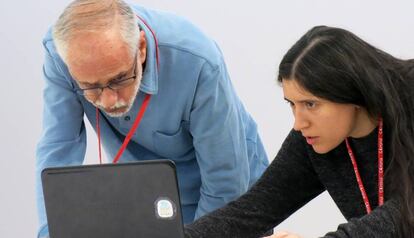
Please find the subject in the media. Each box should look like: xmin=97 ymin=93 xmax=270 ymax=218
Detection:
xmin=132 ymin=4 xmax=223 ymax=68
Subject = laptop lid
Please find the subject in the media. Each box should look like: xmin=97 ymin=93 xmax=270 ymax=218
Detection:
xmin=41 ymin=160 xmax=184 ymax=238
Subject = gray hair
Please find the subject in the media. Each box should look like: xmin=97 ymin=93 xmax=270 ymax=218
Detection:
xmin=53 ymin=0 xmax=139 ymax=62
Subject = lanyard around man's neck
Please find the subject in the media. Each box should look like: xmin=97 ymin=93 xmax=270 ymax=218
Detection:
xmin=95 ymin=14 xmax=159 ymax=164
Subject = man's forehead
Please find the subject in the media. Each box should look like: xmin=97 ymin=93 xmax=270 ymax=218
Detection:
xmin=67 ymin=29 xmax=129 ymax=58
xmin=67 ymin=48 xmax=133 ymax=84
xmin=67 ymin=29 xmax=127 ymax=57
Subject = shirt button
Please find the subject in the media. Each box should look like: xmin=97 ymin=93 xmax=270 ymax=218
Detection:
xmin=124 ymin=116 xmax=131 ymax=121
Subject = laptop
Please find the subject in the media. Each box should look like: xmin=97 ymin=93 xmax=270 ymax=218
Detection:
xmin=41 ymin=160 xmax=185 ymax=238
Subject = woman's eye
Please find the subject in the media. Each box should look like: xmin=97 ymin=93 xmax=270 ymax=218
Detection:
xmin=305 ymin=101 xmax=316 ymax=108
xmin=285 ymin=100 xmax=294 ymax=107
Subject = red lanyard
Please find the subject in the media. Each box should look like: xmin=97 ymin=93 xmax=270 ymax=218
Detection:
xmin=95 ymin=15 xmax=158 ymax=164
xmin=345 ymin=118 xmax=384 ymax=214
xmin=96 ymin=94 xmax=151 ymax=164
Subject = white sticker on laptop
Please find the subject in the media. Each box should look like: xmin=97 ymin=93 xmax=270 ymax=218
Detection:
xmin=155 ymin=198 xmax=176 ymax=219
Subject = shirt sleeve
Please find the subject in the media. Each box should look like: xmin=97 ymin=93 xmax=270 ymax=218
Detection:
xmin=36 ymin=41 xmax=87 ymax=238
xmin=323 ymin=199 xmax=401 ymax=237
xmin=185 ymin=130 xmax=325 ymax=237
xmin=188 ymin=59 xmax=252 ymax=219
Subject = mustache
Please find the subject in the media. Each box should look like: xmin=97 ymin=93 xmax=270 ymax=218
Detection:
xmin=95 ymin=100 xmax=128 ymax=110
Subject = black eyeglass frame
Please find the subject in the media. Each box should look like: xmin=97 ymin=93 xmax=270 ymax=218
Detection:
xmin=75 ymin=53 xmax=138 ymax=97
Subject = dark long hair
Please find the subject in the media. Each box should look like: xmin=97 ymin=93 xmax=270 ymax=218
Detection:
xmin=278 ymin=26 xmax=414 ymax=236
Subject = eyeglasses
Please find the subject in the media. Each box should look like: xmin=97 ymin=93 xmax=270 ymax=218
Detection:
xmin=76 ymin=55 xmax=138 ymax=98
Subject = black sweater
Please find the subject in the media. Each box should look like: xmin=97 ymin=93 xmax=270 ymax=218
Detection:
xmin=185 ymin=129 xmax=401 ymax=237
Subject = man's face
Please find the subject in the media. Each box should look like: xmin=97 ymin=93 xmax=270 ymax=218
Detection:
xmin=66 ymin=29 xmax=146 ymax=117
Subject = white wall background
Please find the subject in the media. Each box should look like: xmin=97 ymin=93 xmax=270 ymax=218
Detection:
xmin=1 ymin=0 xmax=413 ymax=237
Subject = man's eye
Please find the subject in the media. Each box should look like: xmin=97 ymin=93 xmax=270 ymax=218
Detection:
xmin=79 ymin=84 xmax=94 ymax=89
xmin=111 ymin=77 xmax=130 ymax=85
xmin=112 ymin=77 xmax=125 ymax=83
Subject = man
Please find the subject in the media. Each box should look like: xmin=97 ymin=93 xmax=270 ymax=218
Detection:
xmin=36 ymin=0 xmax=268 ymax=237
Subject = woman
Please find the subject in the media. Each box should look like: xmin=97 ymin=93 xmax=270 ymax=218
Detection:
xmin=184 ymin=26 xmax=414 ymax=237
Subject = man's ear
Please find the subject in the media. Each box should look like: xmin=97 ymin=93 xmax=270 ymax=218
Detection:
xmin=138 ymin=30 xmax=147 ymax=64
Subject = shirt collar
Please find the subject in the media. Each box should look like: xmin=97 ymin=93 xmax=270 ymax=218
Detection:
xmin=136 ymin=15 xmax=159 ymax=95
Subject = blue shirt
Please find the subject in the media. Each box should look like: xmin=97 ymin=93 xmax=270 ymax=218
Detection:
xmin=36 ymin=4 xmax=268 ymax=237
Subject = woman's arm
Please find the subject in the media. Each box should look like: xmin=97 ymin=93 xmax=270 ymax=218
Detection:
xmin=323 ymin=199 xmax=401 ymax=238
xmin=185 ymin=130 xmax=325 ymax=238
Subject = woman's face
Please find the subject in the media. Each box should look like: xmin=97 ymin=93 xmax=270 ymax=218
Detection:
xmin=282 ymin=79 xmax=376 ymax=154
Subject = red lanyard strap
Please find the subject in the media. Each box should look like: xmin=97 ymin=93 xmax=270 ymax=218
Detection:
xmin=377 ymin=118 xmax=384 ymax=206
xmin=96 ymin=107 xmax=102 ymax=164
xmin=96 ymin=94 xmax=151 ymax=164
xmin=95 ymin=14 xmax=159 ymax=164
xmin=345 ymin=118 xmax=384 ymax=214
xmin=112 ymin=94 xmax=151 ymax=163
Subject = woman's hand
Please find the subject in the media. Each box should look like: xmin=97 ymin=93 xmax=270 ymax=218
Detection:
xmin=263 ymin=230 xmax=302 ymax=238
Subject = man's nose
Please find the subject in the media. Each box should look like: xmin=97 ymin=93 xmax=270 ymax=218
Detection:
xmin=98 ymin=88 xmax=118 ymax=109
